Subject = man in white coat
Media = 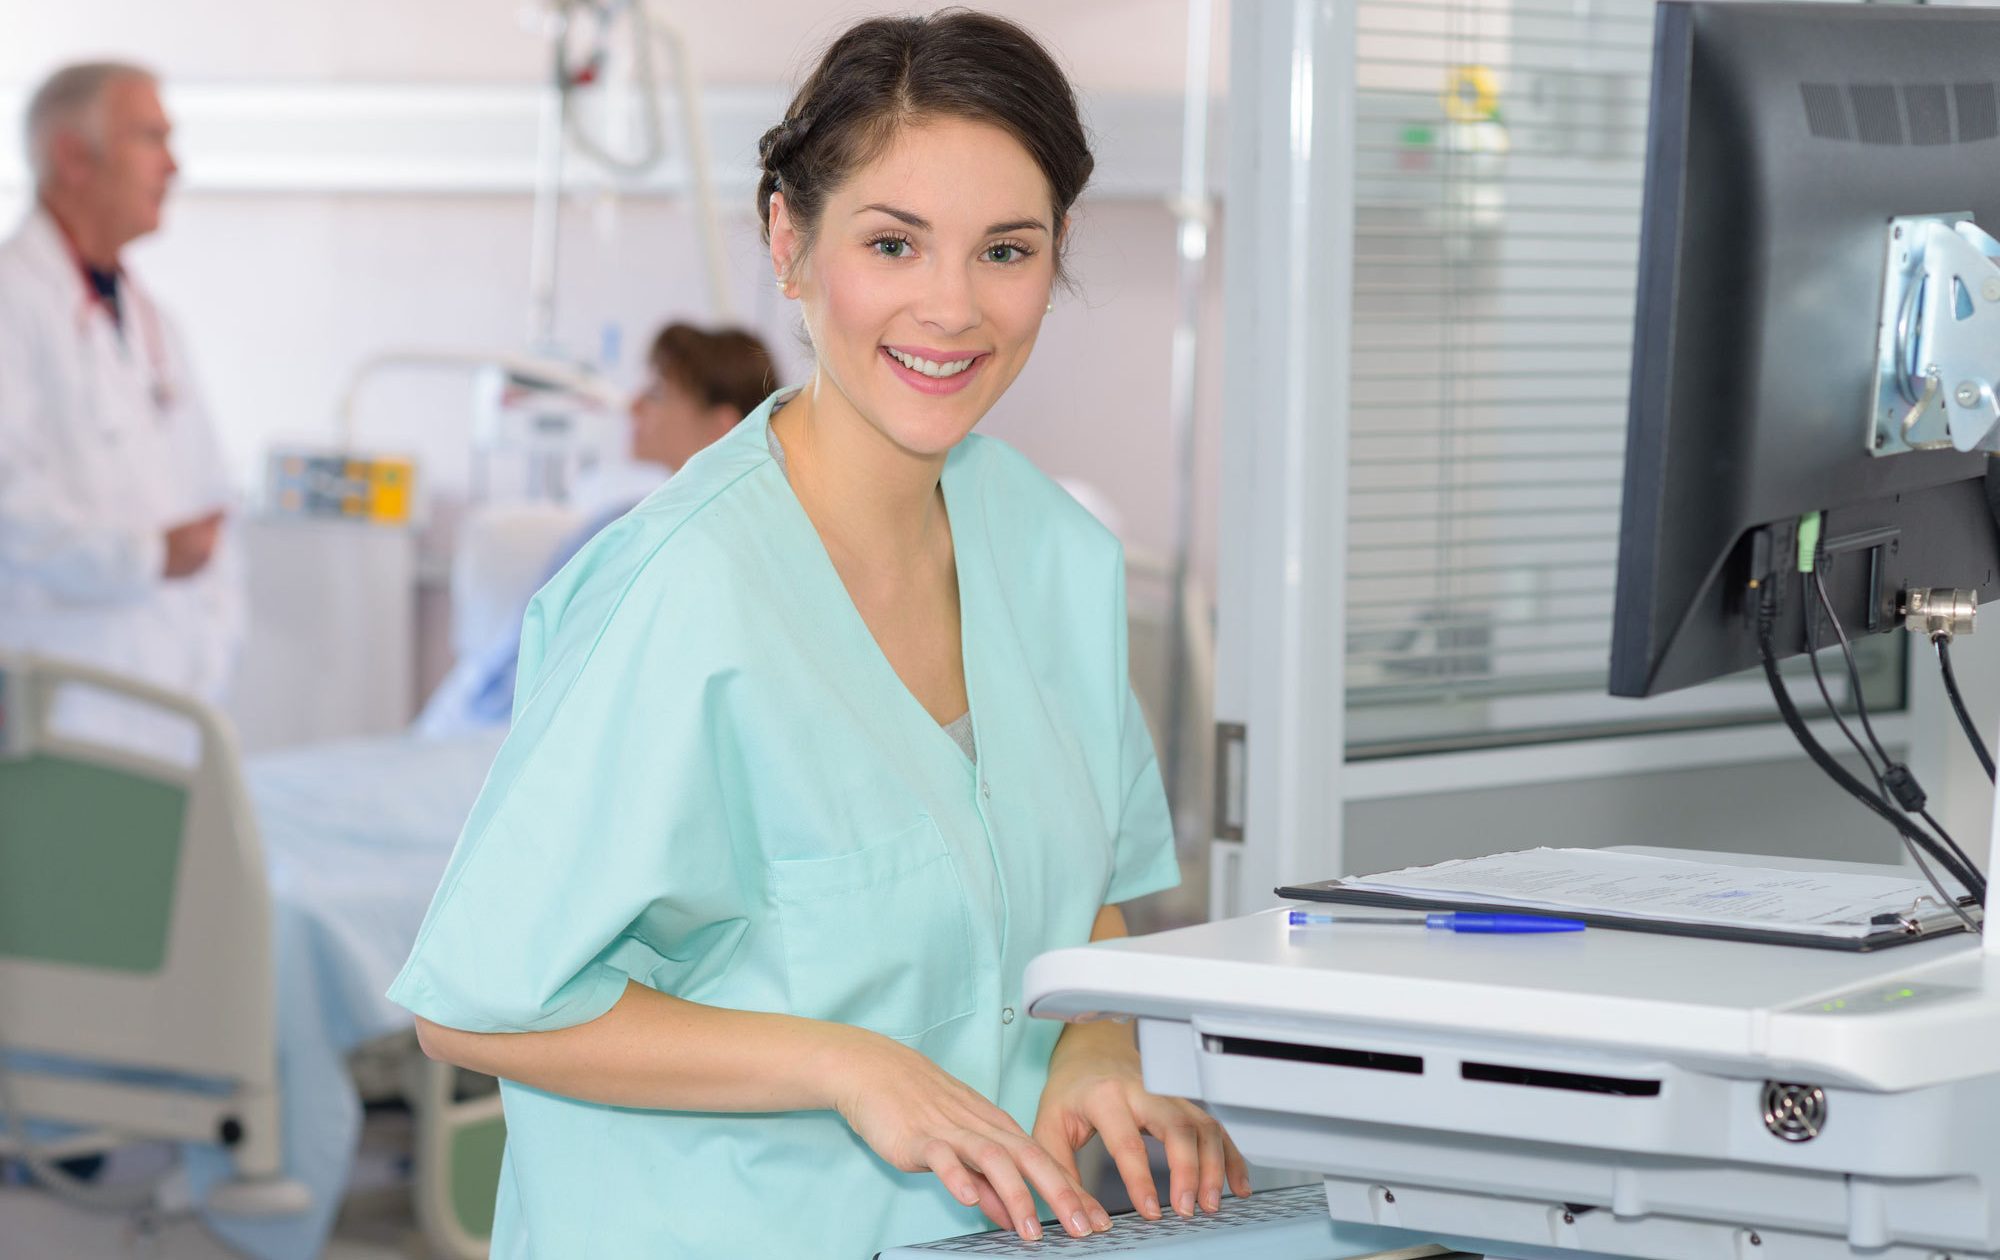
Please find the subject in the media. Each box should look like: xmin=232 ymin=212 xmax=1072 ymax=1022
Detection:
xmin=0 ymin=62 xmax=241 ymax=746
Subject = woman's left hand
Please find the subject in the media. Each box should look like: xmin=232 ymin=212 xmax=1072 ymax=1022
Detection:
xmin=1030 ymin=1032 xmax=1251 ymax=1222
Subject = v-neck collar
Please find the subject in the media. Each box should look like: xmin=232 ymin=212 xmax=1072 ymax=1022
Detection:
xmin=753 ymin=397 xmax=981 ymax=773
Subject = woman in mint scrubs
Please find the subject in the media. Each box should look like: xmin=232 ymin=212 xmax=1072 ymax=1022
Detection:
xmin=388 ymin=12 xmax=1249 ymax=1256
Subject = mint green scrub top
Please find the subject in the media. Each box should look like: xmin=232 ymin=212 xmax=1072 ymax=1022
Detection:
xmin=387 ymin=391 xmax=1180 ymax=1259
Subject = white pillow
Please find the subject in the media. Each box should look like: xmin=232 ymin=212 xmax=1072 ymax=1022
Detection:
xmin=449 ymin=503 xmax=585 ymax=664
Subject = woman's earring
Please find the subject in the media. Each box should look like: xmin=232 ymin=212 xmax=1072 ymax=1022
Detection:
xmin=1045 ymin=299 xmax=1054 ymax=314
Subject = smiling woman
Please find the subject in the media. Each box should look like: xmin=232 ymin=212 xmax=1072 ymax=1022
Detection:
xmin=388 ymin=11 xmax=1246 ymax=1259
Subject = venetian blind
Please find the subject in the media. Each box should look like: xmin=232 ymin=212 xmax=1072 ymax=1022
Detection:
xmin=1343 ymin=0 xmax=1895 ymax=755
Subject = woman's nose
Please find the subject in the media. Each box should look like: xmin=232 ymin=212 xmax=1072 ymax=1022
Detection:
xmin=913 ymin=264 xmax=979 ymax=336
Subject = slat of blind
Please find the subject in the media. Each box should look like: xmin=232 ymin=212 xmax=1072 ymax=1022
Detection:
xmin=1349 ymin=640 xmax=1611 ymax=667
xmin=1353 ymin=507 xmax=1619 ymax=525
xmin=1344 ymin=227 xmax=1640 ymax=242
xmin=1352 ymin=592 xmax=1616 ymax=616
xmin=1344 ymin=456 xmax=1624 ymax=472
xmin=1357 ymin=258 xmax=1638 ymax=273
xmin=1352 ymin=430 xmax=1632 ymax=444
xmin=1353 ymin=368 xmax=1631 ymax=381
xmin=1353 ymin=29 xmax=1652 ymax=55
xmin=1356 ymin=57 xmax=1650 ymax=79
xmin=1355 ymin=88 xmax=1652 ymax=117
xmin=1366 ymin=0 xmax=1655 ymax=22
xmin=1354 ymin=143 xmax=1643 ymax=166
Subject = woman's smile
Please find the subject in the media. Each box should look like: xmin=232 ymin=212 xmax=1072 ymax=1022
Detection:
xmin=880 ymin=344 xmax=991 ymax=396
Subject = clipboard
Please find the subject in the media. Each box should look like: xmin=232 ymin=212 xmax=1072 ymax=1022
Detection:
xmin=1275 ymin=879 xmax=1978 ymax=953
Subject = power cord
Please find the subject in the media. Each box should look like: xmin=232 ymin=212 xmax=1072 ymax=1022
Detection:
xmin=1936 ymin=636 xmax=1997 ymax=783
xmin=1798 ymin=575 xmax=1975 ymax=926
xmin=1755 ymin=570 xmax=1986 ymax=911
xmin=1809 ymin=570 xmax=1984 ymax=883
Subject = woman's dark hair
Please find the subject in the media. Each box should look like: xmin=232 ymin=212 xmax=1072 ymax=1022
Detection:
xmin=756 ymin=9 xmax=1094 ymax=282
xmin=649 ymin=323 xmax=778 ymax=419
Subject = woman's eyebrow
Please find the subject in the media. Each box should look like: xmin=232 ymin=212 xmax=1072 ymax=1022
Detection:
xmin=857 ymin=204 xmax=1049 ymax=235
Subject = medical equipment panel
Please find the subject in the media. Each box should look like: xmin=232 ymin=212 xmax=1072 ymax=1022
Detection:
xmin=266 ymin=450 xmax=416 ymax=525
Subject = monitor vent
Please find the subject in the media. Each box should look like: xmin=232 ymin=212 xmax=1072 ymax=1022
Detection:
xmin=1849 ymin=84 xmax=1905 ymax=145
xmin=1904 ymin=84 xmax=1951 ymax=146
xmin=1958 ymin=81 xmax=2000 ymax=142
xmin=1806 ymin=81 xmax=2000 ymax=145
xmin=1800 ymin=83 xmax=1851 ymax=140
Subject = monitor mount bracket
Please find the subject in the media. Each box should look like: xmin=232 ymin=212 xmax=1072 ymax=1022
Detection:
xmin=1871 ymin=213 xmax=2000 ymax=458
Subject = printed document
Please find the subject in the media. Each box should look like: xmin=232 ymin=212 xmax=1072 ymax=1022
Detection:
xmin=1344 ymin=848 xmax=1956 ymax=939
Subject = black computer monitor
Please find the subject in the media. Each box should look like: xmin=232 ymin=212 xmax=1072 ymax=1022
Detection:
xmin=1610 ymin=0 xmax=2000 ymax=699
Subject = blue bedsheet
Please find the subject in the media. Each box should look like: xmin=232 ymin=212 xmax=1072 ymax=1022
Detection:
xmin=183 ymin=728 xmax=505 ymax=1260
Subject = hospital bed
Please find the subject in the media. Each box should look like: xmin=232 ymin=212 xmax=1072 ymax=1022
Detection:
xmin=0 ymin=654 xmax=302 ymax=1216
xmin=0 ymin=650 xmax=506 ymax=1260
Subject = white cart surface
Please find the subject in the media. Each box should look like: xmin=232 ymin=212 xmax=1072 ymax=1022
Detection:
xmin=1025 ymin=851 xmax=2000 ymax=1259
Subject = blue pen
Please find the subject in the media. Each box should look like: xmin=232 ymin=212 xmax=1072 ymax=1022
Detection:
xmin=1287 ymin=910 xmax=1586 ymax=934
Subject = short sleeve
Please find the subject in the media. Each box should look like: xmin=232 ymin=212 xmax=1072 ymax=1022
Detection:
xmin=1101 ymin=520 xmax=1184 ymax=884
xmin=1105 ymin=682 xmax=1180 ymax=905
xmin=387 ymin=522 xmax=747 ymax=1034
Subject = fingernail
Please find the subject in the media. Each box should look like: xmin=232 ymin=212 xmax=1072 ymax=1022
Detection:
xmin=1069 ymin=1212 xmax=1090 ymax=1236
xmin=955 ymin=1185 xmax=977 ymax=1205
xmin=1204 ymin=1191 xmax=1220 ymax=1212
xmin=1142 ymin=1195 xmax=1160 ymax=1218
xmin=1021 ymin=1220 xmax=1042 ymax=1241
xmin=1176 ymin=1192 xmax=1194 ymax=1217
xmin=1092 ymin=1208 xmax=1113 ymax=1231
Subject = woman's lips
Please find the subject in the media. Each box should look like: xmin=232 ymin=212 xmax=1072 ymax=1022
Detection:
xmin=880 ymin=345 xmax=987 ymax=396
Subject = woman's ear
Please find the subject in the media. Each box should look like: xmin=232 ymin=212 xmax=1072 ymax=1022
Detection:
xmin=769 ymin=193 xmax=802 ymax=298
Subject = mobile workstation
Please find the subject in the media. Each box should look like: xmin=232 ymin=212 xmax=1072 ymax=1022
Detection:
xmin=1030 ymin=4 xmax=2000 ymax=1257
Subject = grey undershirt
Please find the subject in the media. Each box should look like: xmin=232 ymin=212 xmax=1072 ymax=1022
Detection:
xmin=768 ymin=425 xmax=976 ymax=763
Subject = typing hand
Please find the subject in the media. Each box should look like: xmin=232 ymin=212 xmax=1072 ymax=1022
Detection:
xmin=163 ymin=510 xmax=225 ymax=579
xmin=831 ymin=1033 xmax=1111 ymax=1241
xmin=1031 ymin=1038 xmax=1250 ymax=1223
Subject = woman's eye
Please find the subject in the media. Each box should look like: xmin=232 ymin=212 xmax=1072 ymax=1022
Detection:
xmin=873 ymin=238 xmax=910 ymax=258
xmin=986 ymin=245 xmax=1024 ymax=264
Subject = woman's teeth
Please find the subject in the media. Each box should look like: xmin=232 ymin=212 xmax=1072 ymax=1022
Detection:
xmin=887 ymin=348 xmax=976 ymax=378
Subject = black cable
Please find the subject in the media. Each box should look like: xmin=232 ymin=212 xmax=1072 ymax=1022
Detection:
xmin=1764 ymin=635 xmax=1984 ymax=902
xmin=1803 ymin=575 xmax=1882 ymax=779
xmin=1811 ymin=570 xmax=1984 ymax=880
xmin=1758 ymin=587 xmax=1987 ymax=902
xmin=1798 ymin=576 xmax=1982 ymax=923
xmin=1904 ymin=825 xmax=1983 ymax=932
xmin=1811 ymin=571 xmax=1895 ymax=767
xmin=1937 ymin=636 xmax=1997 ymax=783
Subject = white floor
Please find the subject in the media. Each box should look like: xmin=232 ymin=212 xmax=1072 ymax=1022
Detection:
xmin=1 ymin=1110 xmax=435 ymax=1260
xmin=0 ymin=1188 xmax=421 ymax=1259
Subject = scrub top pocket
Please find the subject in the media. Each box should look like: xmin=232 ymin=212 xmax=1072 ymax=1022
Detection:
xmin=767 ymin=817 xmax=979 ymax=1041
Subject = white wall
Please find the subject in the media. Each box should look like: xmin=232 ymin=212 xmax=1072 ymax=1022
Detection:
xmin=1 ymin=1 xmax=1230 ymax=577
xmin=0 ymin=0 xmax=1232 ymax=92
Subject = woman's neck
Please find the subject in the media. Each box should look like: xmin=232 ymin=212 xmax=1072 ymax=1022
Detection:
xmin=771 ymin=376 xmax=952 ymax=575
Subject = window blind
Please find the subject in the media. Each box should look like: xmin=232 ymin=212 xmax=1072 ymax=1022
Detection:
xmin=1342 ymin=0 xmax=1900 ymax=755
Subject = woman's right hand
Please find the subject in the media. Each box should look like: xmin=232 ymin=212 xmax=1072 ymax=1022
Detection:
xmin=826 ymin=1029 xmax=1113 ymax=1241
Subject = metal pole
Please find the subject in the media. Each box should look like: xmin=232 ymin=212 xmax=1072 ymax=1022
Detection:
xmin=1163 ymin=0 xmax=1216 ymax=823
xmin=528 ymin=7 xmax=573 ymax=350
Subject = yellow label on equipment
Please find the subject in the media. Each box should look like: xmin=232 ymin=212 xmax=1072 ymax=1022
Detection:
xmin=266 ymin=451 xmax=417 ymax=525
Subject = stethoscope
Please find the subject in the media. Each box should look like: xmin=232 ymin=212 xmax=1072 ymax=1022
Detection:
xmin=60 ymin=236 xmax=177 ymax=420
